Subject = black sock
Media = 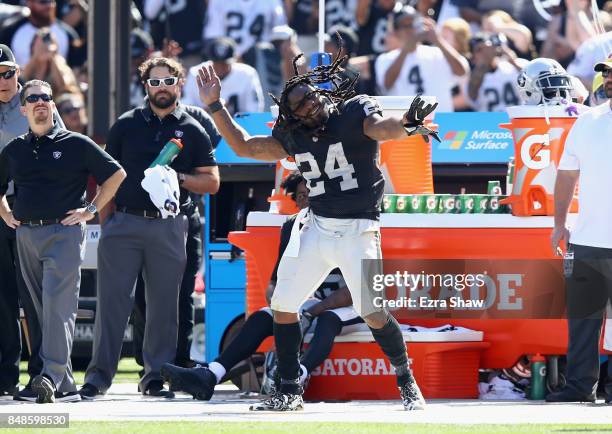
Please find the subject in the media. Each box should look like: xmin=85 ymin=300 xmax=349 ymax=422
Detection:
xmin=274 ymin=321 xmax=303 ymax=394
xmin=369 ymin=315 xmax=412 ymax=386
xmin=215 ymin=310 xmax=273 ymax=371
xmin=301 ymin=311 xmax=342 ymax=372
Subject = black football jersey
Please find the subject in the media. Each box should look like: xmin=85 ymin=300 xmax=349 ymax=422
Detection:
xmin=357 ymin=2 xmax=394 ymax=56
xmin=272 ymin=95 xmax=384 ymax=220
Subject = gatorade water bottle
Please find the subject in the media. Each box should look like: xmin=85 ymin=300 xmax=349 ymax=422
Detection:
xmin=530 ymin=354 xmax=547 ymax=400
xmin=309 ymin=52 xmax=332 ymax=90
xmin=149 ymin=138 xmax=184 ymax=168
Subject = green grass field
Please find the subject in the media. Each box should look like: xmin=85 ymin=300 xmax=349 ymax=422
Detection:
xmin=5 ymin=422 xmax=612 ymax=434
xmin=19 ymin=358 xmax=141 ymax=386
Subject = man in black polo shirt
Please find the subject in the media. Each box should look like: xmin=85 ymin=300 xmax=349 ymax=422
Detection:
xmin=80 ymin=57 xmax=219 ymax=399
xmin=0 ymin=79 xmax=125 ymax=404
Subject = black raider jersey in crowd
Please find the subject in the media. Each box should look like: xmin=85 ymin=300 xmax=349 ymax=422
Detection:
xmin=272 ymin=95 xmax=385 ymax=220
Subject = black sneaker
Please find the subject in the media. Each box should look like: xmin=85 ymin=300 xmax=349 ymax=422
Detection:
xmin=161 ymin=363 xmax=216 ymax=400
xmin=31 ymin=375 xmax=55 ymax=404
xmin=78 ymin=383 xmax=103 ymax=400
xmin=143 ymin=380 xmax=175 ymax=398
xmin=13 ymin=382 xmax=37 ymax=402
xmin=546 ymin=388 xmax=596 ymax=403
xmin=249 ymin=391 xmax=304 ymax=411
xmin=55 ymin=391 xmax=81 ymax=403
xmin=0 ymin=385 xmax=18 ymax=396
xmin=399 ymin=376 xmax=426 ymax=411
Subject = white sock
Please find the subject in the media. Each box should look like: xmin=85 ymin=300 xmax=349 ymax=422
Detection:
xmin=208 ymin=362 xmax=226 ymax=384
xmin=299 ymin=364 xmax=308 ymax=384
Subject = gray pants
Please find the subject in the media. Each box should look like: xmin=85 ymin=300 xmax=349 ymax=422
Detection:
xmin=85 ymin=212 xmax=187 ymax=392
xmin=16 ymin=223 xmax=86 ymax=393
xmin=565 ymin=243 xmax=612 ymax=398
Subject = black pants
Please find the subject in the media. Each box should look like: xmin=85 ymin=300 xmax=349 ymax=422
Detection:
xmin=565 ymin=243 xmax=612 ymax=397
xmin=0 ymin=218 xmax=42 ymax=388
xmin=132 ymin=208 xmax=202 ymax=367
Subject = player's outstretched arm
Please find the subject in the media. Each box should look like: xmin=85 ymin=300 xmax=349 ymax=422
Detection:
xmin=196 ymin=64 xmax=289 ymax=161
xmin=364 ymin=95 xmax=440 ymax=143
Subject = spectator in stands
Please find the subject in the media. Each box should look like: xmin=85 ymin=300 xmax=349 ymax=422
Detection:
xmin=204 ymin=0 xmax=287 ymax=57
xmin=481 ymin=10 xmax=534 ymax=59
xmin=56 ymin=0 xmax=87 ymax=40
xmin=313 ymin=0 xmax=358 ymax=33
xmin=355 ymin=0 xmax=403 ymax=56
xmin=183 ymin=38 xmax=264 ymax=115
xmin=242 ymin=25 xmax=304 ymax=110
xmin=0 ymin=0 xmax=84 ymax=67
xmin=451 ymin=0 xmax=520 ymax=31
xmin=324 ymin=25 xmax=364 ymax=91
xmin=21 ymin=27 xmax=80 ymax=97
xmin=541 ymin=0 xmax=599 ymax=68
xmin=375 ymin=5 xmax=469 ymax=111
xmin=466 ymin=32 xmax=526 ymax=112
xmin=56 ymin=92 xmax=87 ymax=134
xmin=129 ymin=28 xmax=154 ymax=109
xmin=440 ymin=17 xmax=472 ymax=110
xmin=142 ymin=0 xmax=205 ymax=70
xmin=284 ymin=0 xmax=318 ymax=56
xmin=567 ymin=31 xmax=612 ymax=89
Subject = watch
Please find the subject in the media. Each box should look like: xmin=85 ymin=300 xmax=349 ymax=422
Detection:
xmin=86 ymin=203 xmax=97 ymax=215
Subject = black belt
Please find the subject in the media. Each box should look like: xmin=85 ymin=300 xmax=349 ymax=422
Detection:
xmin=117 ymin=207 xmax=162 ymax=219
xmin=21 ymin=218 xmax=63 ymax=226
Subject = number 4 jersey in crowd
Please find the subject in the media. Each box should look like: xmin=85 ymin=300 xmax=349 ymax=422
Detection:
xmin=272 ymin=95 xmax=384 ymax=220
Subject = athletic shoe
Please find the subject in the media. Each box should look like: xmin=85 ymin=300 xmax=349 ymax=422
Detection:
xmin=249 ymin=391 xmax=304 ymax=411
xmin=13 ymin=385 xmax=37 ymax=402
xmin=161 ymin=363 xmax=216 ymax=401
xmin=399 ymin=376 xmax=426 ymax=411
xmin=142 ymin=380 xmax=175 ymax=398
xmin=55 ymin=391 xmax=81 ymax=403
xmin=0 ymin=385 xmax=18 ymax=397
xmin=545 ymin=388 xmax=596 ymax=403
xmin=78 ymin=383 xmax=104 ymax=400
xmin=31 ymin=375 xmax=55 ymax=404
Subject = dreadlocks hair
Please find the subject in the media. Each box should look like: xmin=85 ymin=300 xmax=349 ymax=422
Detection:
xmin=270 ymin=34 xmax=360 ymax=134
xmin=281 ymin=172 xmax=305 ymax=201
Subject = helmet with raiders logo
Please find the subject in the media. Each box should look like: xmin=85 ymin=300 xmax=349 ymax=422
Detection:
xmin=517 ymin=58 xmax=573 ymax=105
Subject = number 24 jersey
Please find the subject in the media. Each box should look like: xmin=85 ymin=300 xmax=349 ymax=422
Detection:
xmin=272 ymin=95 xmax=385 ymax=220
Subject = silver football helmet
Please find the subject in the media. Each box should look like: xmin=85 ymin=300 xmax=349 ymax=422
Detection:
xmin=517 ymin=58 xmax=573 ymax=105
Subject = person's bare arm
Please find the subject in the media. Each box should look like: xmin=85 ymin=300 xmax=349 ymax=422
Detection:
xmin=0 ymin=195 xmax=20 ymax=229
xmin=363 ymin=96 xmax=439 ymax=142
xmin=551 ymin=169 xmax=579 ymax=255
xmin=459 ymin=6 xmax=482 ymax=24
xmin=383 ymin=48 xmax=410 ymax=90
xmin=196 ymin=64 xmax=289 ymax=161
xmin=305 ymin=286 xmax=353 ymax=317
xmin=178 ymin=165 xmax=220 ymax=194
xmin=422 ymin=18 xmax=469 ymax=77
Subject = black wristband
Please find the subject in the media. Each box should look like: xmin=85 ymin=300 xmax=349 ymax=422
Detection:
xmin=209 ymin=100 xmax=224 ymax=114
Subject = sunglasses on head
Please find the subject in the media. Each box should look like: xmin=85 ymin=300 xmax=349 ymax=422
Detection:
xmin=25 ymin=93 xmax=52 ymax=103
xmin=146 ymin=77 xmax=178 ymax=87
xmin=0 ymin=69 xmax=16 ymax=80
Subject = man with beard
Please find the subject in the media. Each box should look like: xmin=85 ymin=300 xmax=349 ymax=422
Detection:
xmin=0 ymin=79 xmax=125 ymax=403
xmin=0 ymin=0 xmax=84 ymax=67
xmin=162 ymin=46 xmax=439 ymax=411
xmin=79 ymin=57 xmax=219 ymax=399
xmin=549 ymin=57 xmax=612 ymax=404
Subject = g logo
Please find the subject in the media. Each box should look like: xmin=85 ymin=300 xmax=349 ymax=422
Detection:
xmin=521 ymin=134 xmax=550 ymax=170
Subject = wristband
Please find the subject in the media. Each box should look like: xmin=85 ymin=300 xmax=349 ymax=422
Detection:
xmin=208 ymin=99 xmax=224 ymax=114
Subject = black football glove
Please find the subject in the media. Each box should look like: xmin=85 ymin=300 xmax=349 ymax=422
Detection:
xmin=403 ymin=95 xmax=440 ymax=143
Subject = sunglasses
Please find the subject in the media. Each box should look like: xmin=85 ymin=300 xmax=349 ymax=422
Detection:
xmin=59 ymin=105 xmax=82 ymax=114
xmin=0 ymin=69 xmax=16 ymax=80
xmin=25 ymin=93 xmax=53 ymax=103
xmin=146 ymin=77 xmax=178 ymax=87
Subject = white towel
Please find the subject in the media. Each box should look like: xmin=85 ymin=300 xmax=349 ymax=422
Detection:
xmin=282 ymin=207 xmax=310 ymax=258
xmin=141 ymin=165 xmax=181 ymax=219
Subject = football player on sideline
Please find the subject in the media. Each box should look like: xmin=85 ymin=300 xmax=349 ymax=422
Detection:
xmin=162 ymin=50 xmax=439 ymax=411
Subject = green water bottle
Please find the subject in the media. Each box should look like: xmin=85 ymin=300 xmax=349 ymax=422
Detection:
xmin=530 ymin=354 xmax=547 ymax=400
xmin=149 ymin=138 xmax=184 ymax=168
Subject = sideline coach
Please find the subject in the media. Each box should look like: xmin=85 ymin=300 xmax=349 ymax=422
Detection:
xmin=0 ymin=79 xmax=125 ymax=403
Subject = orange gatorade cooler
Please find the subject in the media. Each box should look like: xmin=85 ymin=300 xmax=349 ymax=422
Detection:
xmin=267 ymin=159 xmax=300 ymax=215
xmin=375 ymin=96 xmax=436 ymax=194
xmin=501 ymin=105 xmax=581 ymax=216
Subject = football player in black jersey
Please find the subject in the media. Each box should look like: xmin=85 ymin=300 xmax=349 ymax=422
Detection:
xmin=162 ymin=48 xmax=439 ymax=411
